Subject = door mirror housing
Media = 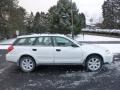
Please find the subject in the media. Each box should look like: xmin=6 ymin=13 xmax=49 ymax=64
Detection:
xmin=71 ymin=43 xmax=79 ymax=47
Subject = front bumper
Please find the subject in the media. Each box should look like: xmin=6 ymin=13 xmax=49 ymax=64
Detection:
xmin=103 ymin=54 xmax=113 ymax=64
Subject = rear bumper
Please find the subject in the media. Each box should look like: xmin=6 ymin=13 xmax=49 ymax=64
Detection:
xmin=6 ymin=54 xmax=18 ymax=63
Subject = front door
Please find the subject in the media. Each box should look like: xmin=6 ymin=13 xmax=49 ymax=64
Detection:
xmin=53 ymin=36 xmax=83 ymax=64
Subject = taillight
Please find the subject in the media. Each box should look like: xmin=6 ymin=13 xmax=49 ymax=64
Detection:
xmin=7 ymin=45 xmax=14 ymax=53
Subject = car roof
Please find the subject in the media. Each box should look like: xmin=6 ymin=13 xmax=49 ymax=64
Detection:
xmin=17 ymin=34 xmax=66 ymax=38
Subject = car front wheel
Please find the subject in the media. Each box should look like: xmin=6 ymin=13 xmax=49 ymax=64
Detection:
xmin=86 ymin=55 xmax=103 ymax=72
xmin=20 ymin=56 xmax=36 ymax=72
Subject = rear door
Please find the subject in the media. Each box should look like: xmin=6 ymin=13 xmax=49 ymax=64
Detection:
xmin=33 ymin=36 xmax=54 ymax=64
xmin=14 ymin=36 xmax=54 ymax=64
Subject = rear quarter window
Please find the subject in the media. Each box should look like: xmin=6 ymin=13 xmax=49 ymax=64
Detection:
xmin=14 ymin=37 xmax=36 ymax=45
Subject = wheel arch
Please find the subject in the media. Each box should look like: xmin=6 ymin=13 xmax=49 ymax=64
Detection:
xmin=17 ymin=54 xmax=36 ymax=66
xmin=84 ymin=53 xmax=104 ymax=65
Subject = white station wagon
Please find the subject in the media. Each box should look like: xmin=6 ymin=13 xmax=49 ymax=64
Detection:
xmin=6 ymin=34 xmax=113 ymax=72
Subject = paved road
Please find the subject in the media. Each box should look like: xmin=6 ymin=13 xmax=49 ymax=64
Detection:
xmin=0 ymin=56 xmax=120 ymax=90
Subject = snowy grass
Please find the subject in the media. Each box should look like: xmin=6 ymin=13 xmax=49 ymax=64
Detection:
xmin=82 ymin=29 xmax=120 ymax=34
xmin=75 ymin=34 xmax=120 ymax=54
xmin=75 ymin=34 xmax=120 ymax=41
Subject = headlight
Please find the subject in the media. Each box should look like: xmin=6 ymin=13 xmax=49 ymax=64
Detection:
xmin=105 ymin=50 xmax=111 ymax=54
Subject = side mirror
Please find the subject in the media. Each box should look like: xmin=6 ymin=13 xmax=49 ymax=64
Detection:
xmin=71 ymin=44 xmax=79 ymax=47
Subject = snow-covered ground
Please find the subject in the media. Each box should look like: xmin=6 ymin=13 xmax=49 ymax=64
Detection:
xmin=0 ymin=38 xmax=16 ymax=50
xmin=0 ymin=38 xmax=16 ymax=45
xmin=82 ymin=28 xmax=120 ymax=34
xmin=75 ymin=34 xmax=120 ymax=54
xmin=76 ymin=34 xmax=120 ymax=41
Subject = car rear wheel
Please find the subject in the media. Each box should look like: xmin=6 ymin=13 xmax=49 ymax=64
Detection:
xmin=20 ymin=56 xmax=36 ymax=72
xmin=86 ymin=55 xmax=103 ymax=72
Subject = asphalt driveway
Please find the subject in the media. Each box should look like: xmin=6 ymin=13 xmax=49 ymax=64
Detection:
xmin=0 ymin=55 xmax=120 ymax=90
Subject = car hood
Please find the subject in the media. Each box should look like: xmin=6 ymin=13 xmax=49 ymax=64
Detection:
xmin=81 ymin=44 xmax=110 ymax=53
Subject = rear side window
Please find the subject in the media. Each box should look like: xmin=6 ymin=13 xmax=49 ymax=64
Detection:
xmin=27 ymin=38 xmax=36 ymax=45
xmin=15 ymin=37 xmax=36 ymax=45
xmin=35 ymin=37 xmax=43 ymax=45
xmin=35 ymin=37 xmax=52 ymax=46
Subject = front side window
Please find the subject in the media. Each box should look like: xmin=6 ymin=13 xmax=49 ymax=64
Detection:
xmin=54 ymin=37 xmax=73 ymax=47
xmin=35 ymin=37 xmax=52 ymax=46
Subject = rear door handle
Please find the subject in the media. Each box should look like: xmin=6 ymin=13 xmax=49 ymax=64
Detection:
xmin=32 ymin=49 xmax=37 ymax=51
xmin=56 ymin=49 xmax=61 ymax=52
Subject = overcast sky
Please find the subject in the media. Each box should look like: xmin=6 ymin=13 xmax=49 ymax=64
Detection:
xmin=19 ymin=0 xmax=105 ymax=24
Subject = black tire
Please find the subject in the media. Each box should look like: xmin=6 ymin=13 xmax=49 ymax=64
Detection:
xmin=20 ymin=56 xmax=36 ymax=73
xmin=85 ymin=55 xmax=103 ymax=72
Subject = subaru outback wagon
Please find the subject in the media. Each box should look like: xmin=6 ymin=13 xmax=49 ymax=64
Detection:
xmin=6 ymin=34 xmax=113 ymax=72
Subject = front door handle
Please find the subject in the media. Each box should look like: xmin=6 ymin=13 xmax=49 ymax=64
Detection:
xmin=32 ymin=49 xmax=37 ymax=51
xmin=56 ymin=49 xmax=61 ymax=52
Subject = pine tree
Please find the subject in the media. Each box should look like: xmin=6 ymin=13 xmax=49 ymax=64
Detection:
xmin=32 ymin=12 xmax=49 ymax=33
xmin=38 ymin=12 xmax=50 ymax=33
xmin=0 ymin=0 xmax=26 ymax=37
xmin=0 ymin=0 xmax=16 ymax=36
xmin=32 ymin=12 xmax=40 ymax=33
xmin=26 ymin=12 xmax=34 ymax=34
xmin=8 ymin=7 xmax=26 ymax=35
xmin=102 ymin=0 xmax=120 ymax=29
xmin=48 ymin=0 xmax=86 ymax=35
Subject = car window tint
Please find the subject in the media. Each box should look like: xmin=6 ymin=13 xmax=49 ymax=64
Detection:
xmin=16 ymin=38 xmax=26 ymax=45
xmin=15 ymin=37 xmax=36 ymax=45
xmin=43 ymin=37 xmax=52 ymax=46
xmin=26 ymin=38 xmax=36 ymax=45
xmin=35 ymin=37 xmax=52 ymax=46
xmin=35 ymin=37 xmax=44 ymax=45
xmin=54 ymin=37 xmax=72 ymax=47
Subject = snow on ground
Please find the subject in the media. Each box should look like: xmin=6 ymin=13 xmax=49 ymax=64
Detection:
xmin=0 ymin=38 xmax=16 ymax=50
xmin=0 ymin=38 xmax=16 ymax=45
xmin=75 ymin=34 xmax=120 ymax=54
xmin=76 ymin=34 xmax=120 ymax=41
xmin=82 ymin=29 xmax=120 ymax=34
